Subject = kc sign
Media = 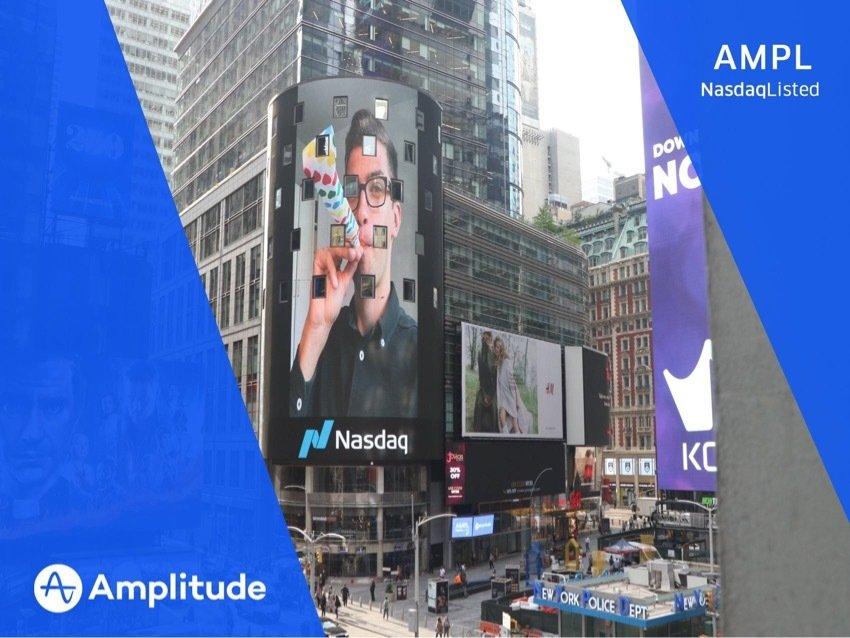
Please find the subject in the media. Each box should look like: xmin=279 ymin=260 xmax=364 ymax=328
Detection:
xmin=641 ymin=51 xmax=716 ymax=492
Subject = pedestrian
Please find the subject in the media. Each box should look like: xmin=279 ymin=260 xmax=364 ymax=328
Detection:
xmin=342 ymin=584 xmax=349 ymax=607
xmin=436 ymin=616 xmax=443 ymax=637
xmin=320 ymin=591 xmax=327 ymax=616
xmin=584 ymin=538 xmax=590 ymax=554
xmin=444 ymin=616 xmax=451 ymax=637
xmin=334 ymin=594 xmax=341 ymax=620
xmin=382 ymin=595 xmax=390 ymax=620
xmin=488 ymin=551 xmax=494 ymax=570
xmin=370 ymin=578 xmax=376 ymax=602
xmin=608 ymin=555 xmax=614 ymax=571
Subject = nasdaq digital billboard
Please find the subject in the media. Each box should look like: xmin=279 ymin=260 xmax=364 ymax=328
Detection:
xmin=263 ymin=78 xmax=444 ymax=463
xmin=641 ymin=52 xmax=716 ymax=491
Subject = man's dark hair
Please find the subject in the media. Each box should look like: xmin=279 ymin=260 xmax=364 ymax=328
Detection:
xmin=344 ymin=108 xmax=398 ymax=180
xmin=482 ymin=331 xmax=492 ymax=339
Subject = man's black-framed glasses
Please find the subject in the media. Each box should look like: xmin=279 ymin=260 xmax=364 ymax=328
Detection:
xmin=345 ymin=175 xmax=390 ymax=210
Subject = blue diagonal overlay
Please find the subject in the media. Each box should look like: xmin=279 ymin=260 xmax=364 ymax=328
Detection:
xmin=0 ymin=1 xmax=319 ymax=634
xmin=621 ymin=1 xmax=850 ymax=518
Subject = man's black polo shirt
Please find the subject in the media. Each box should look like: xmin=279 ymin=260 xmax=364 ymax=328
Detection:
xmin=290 ymin=283 xmax=417 ymax=417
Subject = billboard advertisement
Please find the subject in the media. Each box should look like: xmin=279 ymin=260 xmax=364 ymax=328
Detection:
xmin=640 ymin=52 xmax=716 ymax=491
xmin=461 ymin=322 xmax=563 ymax=439
xmin=446 ymin=442 xmax=466 ymax=504
xmin=263 ymin=78 xmax=443 ymax=463
xmin=448 ymin=440 xmax=566 ymax=504
xmin=565 ymin=346 xmax=611 ymax=447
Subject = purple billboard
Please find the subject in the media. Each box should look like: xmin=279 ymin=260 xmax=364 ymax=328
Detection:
xmin=640 ymin=51 xmax=716 ymax=492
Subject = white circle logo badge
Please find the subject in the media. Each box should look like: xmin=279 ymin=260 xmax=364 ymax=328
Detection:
xmin=33 ymin=564 xmax=83 ymax=613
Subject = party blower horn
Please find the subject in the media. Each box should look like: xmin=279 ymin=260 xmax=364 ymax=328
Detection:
xmin=302 ymin=125 xmax=360 ymax=247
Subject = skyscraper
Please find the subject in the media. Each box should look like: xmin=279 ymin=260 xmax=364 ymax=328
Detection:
xmin=105 ymin=0 xmax=194 ymax=180
xmin=172 ymin=0 xmax=526 ymax=217
xmin=517 ymin=0 xmax=539 ymax=128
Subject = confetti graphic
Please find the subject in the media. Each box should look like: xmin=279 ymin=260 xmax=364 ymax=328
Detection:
xmin=302 ymin=125 xmax=359 ymax=247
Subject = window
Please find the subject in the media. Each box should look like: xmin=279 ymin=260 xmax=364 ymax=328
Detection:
xmin=208 ymin=266 xmax=218 ymax=318
xmin=291 ymin=228 xmax=301 ymax=251
xmin=404 ymin=141 xmax=416 ymax=163
xmin=333 ymin=95 xmax=348 ymax=119
xmin=246 ymin=336 xmax=259 ymax=425
xmin=424 ymin=189 xmax=433 ymax=211
xmin=391 ymin=179 xmax=404 ymax=202
xmin=275 ymin=187 xmax=282 ymax=209
xmin=359 ymin=274 xmax=375 ymax=299
xmin=220 ymin=261 xmax=231 ymax=328
xmin=301 ymin=179 xmax=314 ymax=200
xmin=416 ymin=109 xmax=425 ymax=131
xmin=294 ymin=102 xmax=304 ymax=124
xmin=315 ymin=134 xmax=330 ymax=157
xmin=232 ymin=339 xmax=243 ymax=389
xmin=343 ymin=174 xmax=359 ymax=199
xmin=403 ymin=279 xmax=416 ymax=302
xmin=279 ymin=281 xmax=288 ymax=303
xmin=283 ymin=144 xmax=293 ymax=165
xmin=373 ymin=225 xmax=388 ymax=249
xmin=234 ymin=253 xmax=246 ymax=324
xmin=374 ymin=98 xmax=388 ymax=120
xmin=248 ymin=245 xmax=261 ymax=319
xmin=415 ymin=232 xmax=425 ymax=256
xmin=361 ymin=135 xmax=377 ymax=156
xmin=330 ymin=224 xmax=345 ymax=247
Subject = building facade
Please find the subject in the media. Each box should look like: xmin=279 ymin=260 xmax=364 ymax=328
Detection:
xmin=521 ymin=126 xmax=582 ymax=221
xmin=614 ymin=173 xmax=646 ymax=202
xmin=567 ymin=196 xmax=656 ymax=507
xmin=172 ymin=1 xmax=527 ymax=445
xmin=173 ymin=0 xmax=526 ymax=217
xmin=106 ymin=0 xmax=193 ymax=180
xmin=517 ymin=0 xmax=539 ymax=128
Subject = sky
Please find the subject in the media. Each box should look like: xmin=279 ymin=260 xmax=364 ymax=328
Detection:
xmin=534 ymin=0 xmax=645 ymax=182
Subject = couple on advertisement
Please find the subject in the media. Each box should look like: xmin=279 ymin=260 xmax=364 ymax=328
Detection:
xmin=290 ymin=109 xmax=417 ymax=418
xmin=473 ymin=331 xmax=532 ymax=435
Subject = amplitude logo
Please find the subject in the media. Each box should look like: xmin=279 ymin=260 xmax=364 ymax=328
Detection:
xmin=34 ymin=564 xmax=83 ymax=613
xmin=32 ymin=565 xmax=268 ymax=614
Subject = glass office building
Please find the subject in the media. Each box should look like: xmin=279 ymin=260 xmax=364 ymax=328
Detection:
xmin=173 ymin=0 xmax=522 ymax=217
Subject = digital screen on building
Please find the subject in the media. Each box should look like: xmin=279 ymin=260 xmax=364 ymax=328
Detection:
xmin=640 ymin=52 xmax=716 ymax=491
xmin=451 ymin=517 xmax=473 ymax=539
xmin=451 ymin=440 xmax=567 ymax=504
xmin=445 ymin=442 xmax=466 ymax=504
xmin=565 ymin=346 xmax=611 ymax=447
xmin=263 ymin=78 xmax=444 ymax=463
xmin=461 ymin=322 xmax=563 ymax=439
xmin=472 ymin=514 xmax=495 ymax=536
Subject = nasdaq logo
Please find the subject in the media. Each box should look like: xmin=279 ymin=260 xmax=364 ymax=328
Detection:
xmin=298 ymin=420 xmax=334 ymax=459
xmin=34 ymin=564 xmax=83 ymax=613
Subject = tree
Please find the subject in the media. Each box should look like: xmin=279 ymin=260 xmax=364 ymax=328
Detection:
xmin=532 ymin=204 xmax=560 ymax=234
xmin=532 ymin=204 xmax=582 ymax=246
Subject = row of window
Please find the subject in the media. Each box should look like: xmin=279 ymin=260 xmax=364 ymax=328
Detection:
xmin=201 ymin=244 xmax=262 ymax=330
xmin=222 ymin=334 xmax=260 ymax=427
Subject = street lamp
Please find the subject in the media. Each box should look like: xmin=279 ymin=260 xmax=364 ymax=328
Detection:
xmin=413 ymin=513 xmax=456 ymax=637
xmin=527 ymin=467 xmax=553 ymax=558
xmin=288 ymin=526 xmax=347 ymax=602
xmin=665 ymin=498 xmax=718 ymax=637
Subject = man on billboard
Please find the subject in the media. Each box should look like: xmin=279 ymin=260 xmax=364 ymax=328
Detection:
xmin=290 ymin=109 xmax=417 ymax=417
xmin=473 ymin=331 xmax=498 ymax=432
